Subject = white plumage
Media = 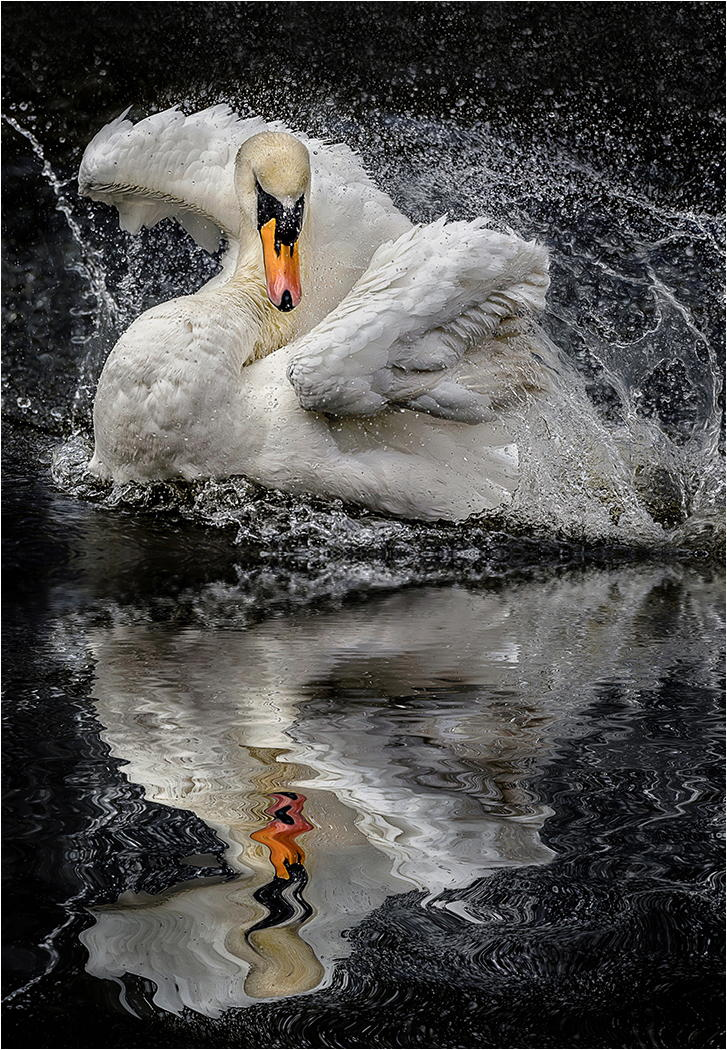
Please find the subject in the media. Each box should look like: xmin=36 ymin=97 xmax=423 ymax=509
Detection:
xmin=288 ymin=216 xmax=550 ymax=421
xmin=81 ymin=104 xmax=553 ymax=520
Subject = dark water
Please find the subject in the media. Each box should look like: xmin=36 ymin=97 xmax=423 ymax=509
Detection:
xmin=2 ymin=4 xmax=725 ymax=1048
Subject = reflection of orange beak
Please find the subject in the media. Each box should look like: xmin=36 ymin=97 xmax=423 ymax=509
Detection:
xmin=259 ymin=219 xmax=302 ymax=312
xmin=251 ymin=792 xmax=313 ymax=879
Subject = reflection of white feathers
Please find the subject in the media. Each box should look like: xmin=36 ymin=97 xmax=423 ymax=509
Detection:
xmin=78 ymin=569 xmax=706 ymax=1018
xmin=81 ymin=106 xmax=555 ymax=519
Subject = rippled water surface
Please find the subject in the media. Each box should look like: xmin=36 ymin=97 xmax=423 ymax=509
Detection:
xmin=3 ymin=4 xmax=725 ymax=1048
xmin=3 ymin=471 xmax=725 ymax=1045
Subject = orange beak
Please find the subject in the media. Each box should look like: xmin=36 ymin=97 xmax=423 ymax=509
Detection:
xmin=259 ymin=218 xmax=302 ymax=312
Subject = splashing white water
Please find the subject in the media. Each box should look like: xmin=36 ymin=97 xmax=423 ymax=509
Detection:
xmin=3 ymin=114 xmax=125 ymax=422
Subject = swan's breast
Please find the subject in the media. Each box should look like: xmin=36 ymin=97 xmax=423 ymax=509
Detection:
xmin=90 ymin=298 xmax=251 ymax=482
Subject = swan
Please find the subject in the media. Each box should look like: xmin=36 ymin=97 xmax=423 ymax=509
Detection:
xmin=79 ymin=105 xmax=553 ymax=521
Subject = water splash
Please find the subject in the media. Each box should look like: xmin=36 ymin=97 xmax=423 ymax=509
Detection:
xmin=2 ymin=114 xmax=124 ymax=423
xmin=365 ymin=111 xmax=724 ymax=542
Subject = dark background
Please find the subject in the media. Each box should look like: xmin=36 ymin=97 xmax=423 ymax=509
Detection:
xmin=2 ymin=1 xmax=724 ymax=202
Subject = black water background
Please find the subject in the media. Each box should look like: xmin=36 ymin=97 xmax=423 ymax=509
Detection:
xmin=2 ymin=4 xmax=725 ymax=1049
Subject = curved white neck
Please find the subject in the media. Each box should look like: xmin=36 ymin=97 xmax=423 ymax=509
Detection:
xmin=211 ymin=226 xmax=297 ymax=365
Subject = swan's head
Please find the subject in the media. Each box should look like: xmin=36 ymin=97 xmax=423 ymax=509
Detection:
xmin=235 ymin=132 xmax=311 ymax=312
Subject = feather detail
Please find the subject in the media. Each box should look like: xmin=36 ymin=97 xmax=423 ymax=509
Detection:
xmin=287 ymin=218 xmax=550 ymax=422
xmin=78 ymin=104 xmax=256 ymax=241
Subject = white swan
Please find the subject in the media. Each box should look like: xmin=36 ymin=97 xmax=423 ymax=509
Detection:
xmin=80 ymin=105 xmax=552 ymax=520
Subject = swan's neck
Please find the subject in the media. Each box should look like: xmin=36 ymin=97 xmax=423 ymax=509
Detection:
xmin=216 ymin=226 xmax=297 ymax=365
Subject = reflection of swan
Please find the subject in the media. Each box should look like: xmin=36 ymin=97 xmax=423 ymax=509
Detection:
xmin=79 ymin=569 xmax=703 ymax=1018
xmin=80 ymin=105 xmax=553 ymax=520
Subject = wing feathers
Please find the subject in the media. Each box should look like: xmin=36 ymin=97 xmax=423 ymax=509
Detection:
xmin=287 ymin=218 xmax=550 ymax=422
xmin=78 ymin=104 xmax=267 ymax=246
xmin=78 ymin=104 xmax=410 ymax=311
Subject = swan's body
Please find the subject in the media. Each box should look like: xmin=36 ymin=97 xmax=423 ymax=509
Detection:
xmin=81 ymin=105 xmax=552 ymax=520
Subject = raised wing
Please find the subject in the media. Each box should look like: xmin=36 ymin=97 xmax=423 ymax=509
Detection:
xmin=78 ymin=104 xmax=260 ymax=250
xmin=286 ymin=217 xmax=551 ymax=423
